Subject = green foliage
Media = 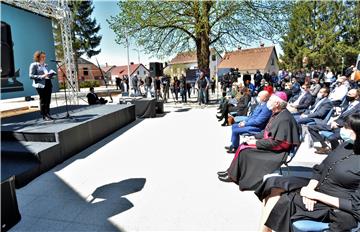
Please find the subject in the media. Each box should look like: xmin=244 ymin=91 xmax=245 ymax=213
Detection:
xmin=108 ymin=0 xmax=292 ymax=71
xmin=59 ymin=80 xmax=99 ymax=89
xmin=280 ymin=1 xmax=360 ymax=71
xmin=53 ymin=0 xmax=102 ymax=60
xmin=79 ymin=80 xmax=100 ymax=89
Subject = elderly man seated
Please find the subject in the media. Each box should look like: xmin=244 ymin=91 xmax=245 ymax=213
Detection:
xmin=308 ymin=88 xmax=360 ymax=154
xmin=328 ymin=76 xmax=348 ymax=106
xmin=295 ymin=87 xmax=333 ymax=125
xmin=287 ymin=83 xmax=313 ymax=114
xmin=218 ymin=92 xmax=300 ymax=191
xmin=225 ymin=91 xmax=272 ymax=153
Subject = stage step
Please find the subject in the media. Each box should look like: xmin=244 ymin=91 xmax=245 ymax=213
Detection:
xmin=1 ymin=104 xmax=136 ymax=188
xmin=1 ymin=141 xmax=60 ymax=187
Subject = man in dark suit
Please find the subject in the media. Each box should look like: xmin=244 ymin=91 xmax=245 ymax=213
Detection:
xmin=287 ymin=83 xmax=313 ymax=113
xmin=87 ymin=87 xmax=107 ymax=105
xmin=308 ymin=89 xmax=360 ymax=154
xmin=295 ymin=87 xmax=333 ymax=125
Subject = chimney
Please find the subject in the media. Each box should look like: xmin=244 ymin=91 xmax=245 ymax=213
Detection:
xmin=105 ymin=62 xmax=108 ymax=67
xmin=237 ymin=46 xmax=242 ymax=50
xmin=130 ymin=62 xmax=134 ymax=65
xmin=260 ymin=42 xmax=265 ymax=48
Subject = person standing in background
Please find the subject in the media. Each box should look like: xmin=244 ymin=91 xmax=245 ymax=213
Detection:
xmin=180 ymin=74 xmax=187 ymax=103
xmin=196 ymin=72 xmax=210 ymax=105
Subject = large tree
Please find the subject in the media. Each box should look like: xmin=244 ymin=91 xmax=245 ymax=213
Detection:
xmin=54 ymin=0 xmax=102 ymax=61
xmin=280 ymin=1 xmax=360 ymax=71
xmin=108 ymin=1 xmax=292 ymax=74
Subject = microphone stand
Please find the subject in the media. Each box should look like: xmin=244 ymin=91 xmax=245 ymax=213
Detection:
xmin=52 ymin=60 xmax=73 ymax=119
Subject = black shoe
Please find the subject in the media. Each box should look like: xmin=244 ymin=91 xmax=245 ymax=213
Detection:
xmin=46 ymin=114 xmax=54 ymax=120
xmin=224 ymin=145 xmax=232 ymax=150
xmin=218 ymin=175 xmax=233 ymax=183
xmin=217 ymin=171 xmax=228 ymax=177
xmin=227 ymin=147 xmax=236 ymax=153
xmin=221 ymin=122 xmax=228 ymax=127
xmin=43 ymin=116 xmax=52 ymax=121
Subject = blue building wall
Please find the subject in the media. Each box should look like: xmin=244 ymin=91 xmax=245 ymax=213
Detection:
xmin=1 ymin=3 xmax=59 ymax=99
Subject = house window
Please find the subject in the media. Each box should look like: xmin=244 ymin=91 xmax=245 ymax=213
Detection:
xmin=271 ymin=58 xmax=274 ymax=66
xmin=83 ymin=67 xmax=89 ymax=76
xmin=137 ymin=70 xmax=140 ymax=75
xmin=212 ymin=54 xmax=216 ymax=61
xmin=144 ymin=71 xmax=146 ymax=75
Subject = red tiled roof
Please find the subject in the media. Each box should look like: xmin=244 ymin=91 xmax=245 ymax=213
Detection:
xmin=169 ymin=48 xmax=220 ymax=65
xmin=101 ymin=65 xmax=116 ymax=73
xmin=109 ymin=64 xmax=149 ymax=76
xmin=218 ymin=46 xmax=276 ymax=71
xmin=169 ymin=51 xmax=197 ymax=64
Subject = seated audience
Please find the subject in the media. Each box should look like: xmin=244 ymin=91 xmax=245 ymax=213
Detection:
xmin=217 ymin=87 xmax=251 ymax=126
xmin=255 ymin=114 xmax=360 ymax=232
xmin=283 ymin=82 xmax=293 ymax=101
xmin=309 ymin=77 xmax=321 ymax=97
xmin=290 ymin=77 xmax=301 ymax=99
xmin=86 ymin=87 xmax=108 ymax=105
xmin=225 ymin=91 xmax=272 ymax=153
xmin=244 ymin=79 xmax=255 ymax=96
xmin=287 ymin=83 xmax=313 ymax=113
xmin=308 ymin=88 xmax=360 ymax=154
xmin=217 ymin=92 xmax=300 ymax=191
xmin=328 ymin=76 xmax=348 ymax=106
xmin=295 ymin=87 xmax=332 ymax=125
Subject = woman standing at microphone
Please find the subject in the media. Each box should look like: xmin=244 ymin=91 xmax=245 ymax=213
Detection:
xmin=29 ymin=51 xmax=54 ymax=120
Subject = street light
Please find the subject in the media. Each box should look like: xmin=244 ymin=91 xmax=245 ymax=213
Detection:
xmin=125 ymin=29 xmax=132 ymax=94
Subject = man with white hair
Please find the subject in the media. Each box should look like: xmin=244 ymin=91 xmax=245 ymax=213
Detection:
xmin=217 ymin=92 xmax=300 ymax=191
xmin=328 ymin=76 xmax=348 ymax=106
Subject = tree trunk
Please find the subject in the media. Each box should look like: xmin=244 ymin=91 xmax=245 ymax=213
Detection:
xmin=195 ymin=1 xmax=212 ymax=77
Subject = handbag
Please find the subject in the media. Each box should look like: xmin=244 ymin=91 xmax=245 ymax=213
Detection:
xmin=227 ymin=114 xmax=235 ymax=125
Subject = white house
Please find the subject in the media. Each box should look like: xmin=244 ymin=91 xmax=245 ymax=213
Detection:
xmin=102 ymin=63 xmax=150 ymax=83
xmin=164 ymin=48 xmax=222 ymax=79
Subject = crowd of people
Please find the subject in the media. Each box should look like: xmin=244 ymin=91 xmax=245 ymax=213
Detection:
xmin=215 ymin=66 xmax=360 ymax=231
xmin=114 ymin=71 xmax=217 ymax=105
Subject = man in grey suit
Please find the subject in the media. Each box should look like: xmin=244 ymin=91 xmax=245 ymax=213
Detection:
xmin=295 ymin=87 xmax=333 ymax=125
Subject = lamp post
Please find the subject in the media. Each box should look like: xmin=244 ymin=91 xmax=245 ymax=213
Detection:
xmin=125 ymin=30 xmax=132 ymax=95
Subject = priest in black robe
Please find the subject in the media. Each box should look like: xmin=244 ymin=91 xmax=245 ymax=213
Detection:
xmin=218 ymin=92 xmax=300 ymax=191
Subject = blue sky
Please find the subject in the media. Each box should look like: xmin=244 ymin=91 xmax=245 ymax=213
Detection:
xmin=87 ymin=0 xmax=162 ymax=68
xmin=87 ymin=0 xmax=282 ymax=67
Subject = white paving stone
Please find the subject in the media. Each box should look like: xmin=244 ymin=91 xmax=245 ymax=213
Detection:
xmin=10 ymin=102 xmax=323 ymax=231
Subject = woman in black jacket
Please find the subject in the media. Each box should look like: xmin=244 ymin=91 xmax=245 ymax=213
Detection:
xmin=217 ymin=87 xmax=251 ymax=126
xmin=256 ymin=113 xmax=360 ymax=232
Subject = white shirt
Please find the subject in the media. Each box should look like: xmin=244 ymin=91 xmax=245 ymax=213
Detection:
xmin=293 ymin=91 xmax=306 ymax=106
xmin=329 ymin=84 xmax=348 ymax=101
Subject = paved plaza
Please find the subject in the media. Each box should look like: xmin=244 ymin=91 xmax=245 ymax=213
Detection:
xmin=6 ymin=93 xmax=325 ymax=232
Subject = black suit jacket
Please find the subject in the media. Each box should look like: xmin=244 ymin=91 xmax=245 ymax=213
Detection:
xmin=87 ymin=92 xmax=99 ymax=105
xmin=335 ymin=101 xmax=360 ymax=127
xmin=296 ymin=92 xmax=313 ymax=112
xmin=304 ymin=98 xmax=333 ymax=119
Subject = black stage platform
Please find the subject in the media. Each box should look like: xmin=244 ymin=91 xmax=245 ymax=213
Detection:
xmin=1 ymin=104 xmax=136 ymax=187
xmin=119 ymin=97 xmax=157 ymax=118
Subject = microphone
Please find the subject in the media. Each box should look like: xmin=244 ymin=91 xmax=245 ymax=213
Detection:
xmin=50 ymin=59 xmax=61 ymax=63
